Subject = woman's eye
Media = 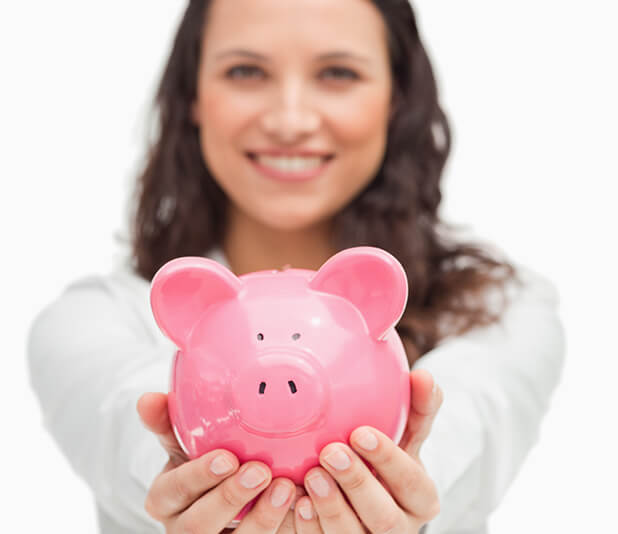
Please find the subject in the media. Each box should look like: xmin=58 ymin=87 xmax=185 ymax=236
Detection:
xmin=321 ymin=67 xmax=359 ymax=81
xmin=226 ymin=65 xmax=264 ymax=80
xmin=225 ymin=65 xmax=359 ymax=82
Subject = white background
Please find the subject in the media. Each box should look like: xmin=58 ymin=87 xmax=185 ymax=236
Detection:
xmin=2 ymin=1 xmax=616 ymax=532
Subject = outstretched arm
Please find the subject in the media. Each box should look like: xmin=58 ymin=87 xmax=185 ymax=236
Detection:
xmin=412 ymin=266 xmax=566 ymax=533
xmin=26 ymin=271 xmax=173 ymax=532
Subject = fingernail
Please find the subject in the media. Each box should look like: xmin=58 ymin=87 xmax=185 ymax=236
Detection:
xmin=432 ymin=379 xmax=438 ymax=395
xmin=323 ymin=447 xmax=351 ymax=470
xmin=210 ymin=454 xmax=234 ymax=475
xmin=270 ymin=482 xmax=292 ymax=507
xmin=354 ymin=428 xmax=378 ymax=451
xmin=298 ymin=501 xmax=314 ymax=520
xmin=307 ymin=473 xmax=330 ymax=497
xmin=240 ymin=466 xmax=268 ymax=489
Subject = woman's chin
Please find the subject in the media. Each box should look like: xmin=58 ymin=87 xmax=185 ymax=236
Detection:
xmin=256 ymin=209 xmax=331 ymax=233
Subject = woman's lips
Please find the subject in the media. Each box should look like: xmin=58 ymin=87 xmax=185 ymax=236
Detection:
xmin=246 ymin=153 xmax=335 ymax=182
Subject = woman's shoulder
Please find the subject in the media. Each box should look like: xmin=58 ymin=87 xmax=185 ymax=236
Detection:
xmin=56 ymin=258 xmax=151 ymax=315
xmin=27 ymin=260 xmax=154 ymax=346
xmin=48 ymin=248 xmax=225 ymax=343
xmin=457 ymin=260 xmax=564 ymax=347
xmin=502 ymin=261 xmax=562 ymax=310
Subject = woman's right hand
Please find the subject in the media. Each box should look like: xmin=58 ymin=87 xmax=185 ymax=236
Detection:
xmin=137 ymin=392 xmax=303 ymax=533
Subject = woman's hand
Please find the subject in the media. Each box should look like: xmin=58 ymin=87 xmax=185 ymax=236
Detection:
xmin=137 ymin=393 xmax=305 ymax=533
xmin=293 ymin=369 xmax=443 ymax=533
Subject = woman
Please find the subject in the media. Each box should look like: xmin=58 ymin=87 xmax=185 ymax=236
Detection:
xmin=26 ymin=0 xmax=565 ymax=532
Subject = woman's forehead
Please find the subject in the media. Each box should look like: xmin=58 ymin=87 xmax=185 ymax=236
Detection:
xmin=202 ymin=0 xmax=388 ymax=60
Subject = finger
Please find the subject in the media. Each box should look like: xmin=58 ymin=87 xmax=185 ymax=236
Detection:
xmin=291 ymin=484 xmax=307 ymax=509
xmin=234 ymin=478 xmax=296 ymax=533
xmin=272 ymin=484 xmax=306 ymax=533
xmin=294 ymin=497 xmax=322 ymax=533
xmin=400 ymin=370 xmax=443 ymax=457
xmin=226 ymin=487 xmax=304 ymax=534
xmin=349 ymin=426 xmax=440 ymax=522
xmin=275 ymin=508 xmax=299 ymax=534
xmin=304 ymin=467 xmax=365 ymax=533
xmin=282 ymin=485 xmax=308 ymax=532
xmin=144 ymin=448 xmax=239 ymax=520
xmin=319 ymin=442 xmax=409 ymax=533
xmin=137 ymin=392 xmax=188 ymax=466
xmin=175 ymin=461 xmax=273 ymax=534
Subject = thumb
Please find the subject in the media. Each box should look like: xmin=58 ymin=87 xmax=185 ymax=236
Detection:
xmin=137 ymin=392 xmax=189 ymax=466
xmin=400 ymin=369 xmax=443 ymax=458
xmin=137 ymin=392 xmax=168 ymax=432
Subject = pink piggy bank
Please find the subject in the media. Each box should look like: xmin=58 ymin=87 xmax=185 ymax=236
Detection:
xmin=150 ymin=246 xmax=411 ymax=519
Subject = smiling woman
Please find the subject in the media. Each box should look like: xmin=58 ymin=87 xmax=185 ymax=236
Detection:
xmin=133 ymin=0 xmax=519 ymax=361
xmin=25 ymin=1 xmax=565 ymax=533
xmin=188 ymin=0 xmax=394 ymax=252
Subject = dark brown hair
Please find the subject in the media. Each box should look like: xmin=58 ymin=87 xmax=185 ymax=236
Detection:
xmin=129 ymin=0 xmax=520 ymax=366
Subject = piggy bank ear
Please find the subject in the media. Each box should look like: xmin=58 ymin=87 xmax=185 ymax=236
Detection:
xmin=150 ymin=257 xmax=242 ymax=349
xmin=308 ymin=247 xmax=408 ymax=341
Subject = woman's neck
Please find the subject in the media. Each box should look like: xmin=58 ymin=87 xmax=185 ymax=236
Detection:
xmin=222 ymin=207 xmax=338 ymax=276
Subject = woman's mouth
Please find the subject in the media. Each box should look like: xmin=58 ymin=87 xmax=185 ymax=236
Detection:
xmin=246 ymin=152 xmax=335 ymax=182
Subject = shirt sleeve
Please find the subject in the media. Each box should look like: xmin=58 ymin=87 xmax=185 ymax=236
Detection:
xmin=413 ymin=265 xmax=566 ymax=533
xmin=26 ymin=270 xmax=174 ymax=533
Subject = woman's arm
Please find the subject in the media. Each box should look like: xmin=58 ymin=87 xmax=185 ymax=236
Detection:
xmin=26 ymin=270 xmax=173 ymax=533
xmin=412 ymin=265 xmax=566 ymax=533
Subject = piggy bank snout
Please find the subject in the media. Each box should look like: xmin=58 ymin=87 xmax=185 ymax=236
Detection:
xmin=231 ymin=351 xmax=328 ymax=436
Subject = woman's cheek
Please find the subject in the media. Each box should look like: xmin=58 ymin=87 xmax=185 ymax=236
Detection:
xmin=327 ymin=88 xmax=391 ymax=141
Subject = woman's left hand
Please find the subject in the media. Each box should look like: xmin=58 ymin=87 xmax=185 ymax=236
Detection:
xmin=294 ymin=369 xmax=443 ymax=533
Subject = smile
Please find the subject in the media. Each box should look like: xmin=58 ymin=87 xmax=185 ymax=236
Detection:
xmin=246 ymin=153 xmax=335 ymax=182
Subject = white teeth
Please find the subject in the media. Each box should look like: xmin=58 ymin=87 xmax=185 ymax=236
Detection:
xmin=254 ymin=155 xmax=326 ymax=172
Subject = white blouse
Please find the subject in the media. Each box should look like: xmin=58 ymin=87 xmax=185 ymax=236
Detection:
xmin=26 ymin=247 xmax=565 ymax=534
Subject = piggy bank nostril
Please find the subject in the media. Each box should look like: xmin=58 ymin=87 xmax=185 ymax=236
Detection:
xmin=258 ymin=381 xmax=297 ymax=394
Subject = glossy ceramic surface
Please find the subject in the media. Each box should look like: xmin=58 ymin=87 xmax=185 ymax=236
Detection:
xmin=150 ymin=246 xmax=411 ymax=521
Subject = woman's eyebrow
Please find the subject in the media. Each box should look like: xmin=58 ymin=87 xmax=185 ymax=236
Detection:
xmin=214 ymin=48 xmax=371 ymax=64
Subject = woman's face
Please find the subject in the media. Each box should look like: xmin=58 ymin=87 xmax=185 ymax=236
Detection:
xmin=192 ymin=0 xmax=393 ymax=232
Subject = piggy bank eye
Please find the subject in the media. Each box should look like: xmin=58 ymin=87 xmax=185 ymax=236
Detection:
xmin=257 ymin=333 xmax=264 ymax=341
xmin=292 ymin=333 xmax=301 ymax=340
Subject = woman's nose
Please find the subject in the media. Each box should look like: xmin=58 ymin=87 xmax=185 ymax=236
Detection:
xmin=260 ymin=88 xmax=321 ymax=141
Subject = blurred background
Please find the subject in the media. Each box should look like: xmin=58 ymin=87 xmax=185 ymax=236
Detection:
xmin=2 ymin=1 xmax=616 ymax=531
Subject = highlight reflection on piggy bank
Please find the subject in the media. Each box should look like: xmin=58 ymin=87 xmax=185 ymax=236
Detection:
xmin=150 ymin=246 xmax=411 ymax=487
